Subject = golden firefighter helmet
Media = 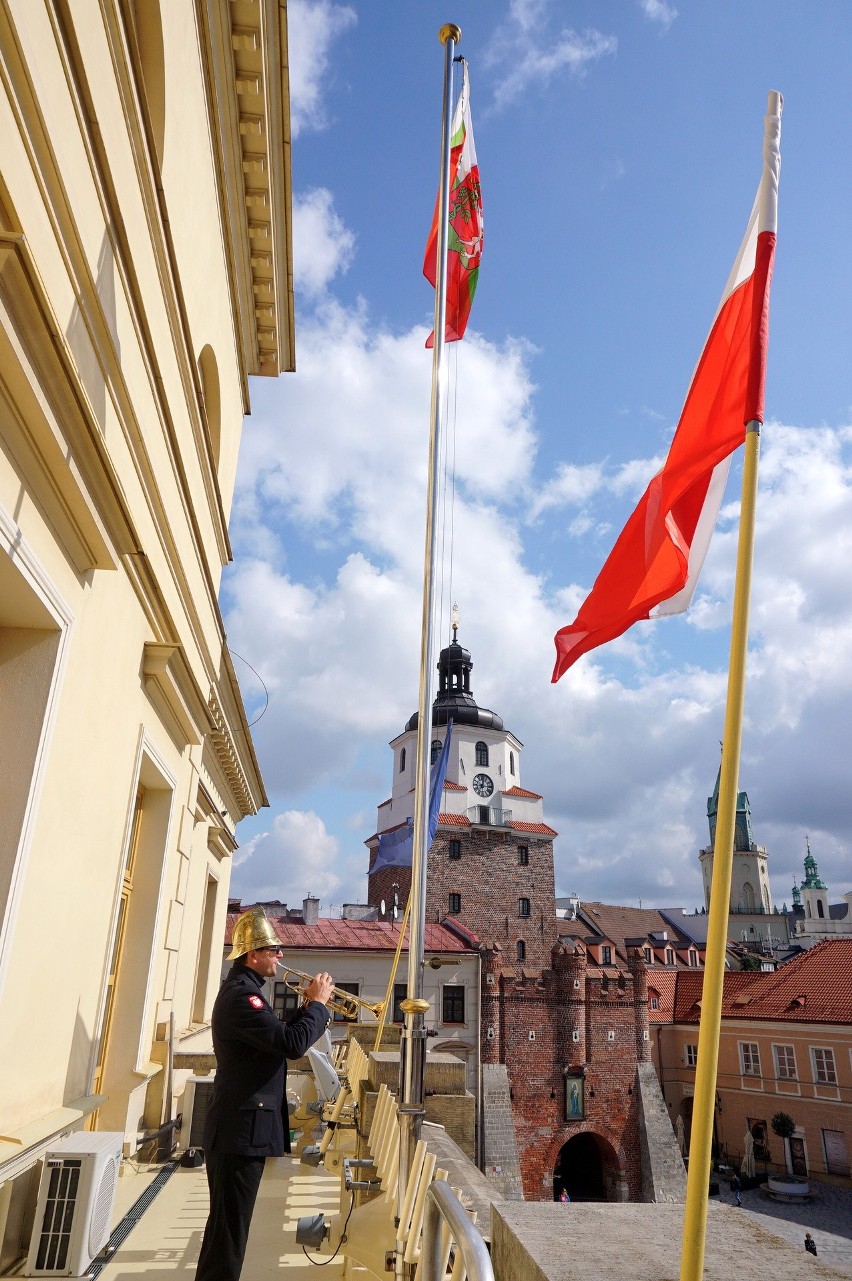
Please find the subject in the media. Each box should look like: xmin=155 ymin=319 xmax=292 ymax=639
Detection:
xmin=227 ymin=907 xmax=280 ymax=960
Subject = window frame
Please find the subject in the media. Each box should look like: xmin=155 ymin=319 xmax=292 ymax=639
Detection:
xmin=475 ymin=741 xmax=489 ymax=766
xmin=442 ymin=984 xmax=465 ymax=1025
xmin=517 ymin=844 xmax=529 ymax=865
xmin=448 ymin=839 xmax=461 ymax=860
xmin=739 ymin=1041 xmax=761 ymax=1077
xmin=273 ymin=982 xmax=300 ymax=1023
xmin=448 ymin=892 xmax=461 ymax=915
xmin=772 ymin=1043 xmax=797 ymax=1080
xmin=601 ymin=945 xmax=612 ymax=966
xmin=811 ymin=1045 xmax=838 ymax=1085
xmin=518 ymin=897 xmax=531 ymax=918
xmin=516 ymin=940 xmax=526 ymax=962
xmin=685 ymin=1044 xmax=698 ymax=1067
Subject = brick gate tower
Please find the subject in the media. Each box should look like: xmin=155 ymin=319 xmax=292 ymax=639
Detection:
xmin=367 ymin=624 xmax=557 ymax=970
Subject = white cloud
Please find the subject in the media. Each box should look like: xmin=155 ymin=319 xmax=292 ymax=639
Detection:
xmin=293 ymin=189 xmax=355 ymax=296
xmin=233 ymin=810 xmax=342 ymax=904
xmin=639 ymin=0 xmax=678 ymax=30
xmin=484 ymin=4 xmax=617 ymax=110
xmin=287 ymin=0 xmax=357 ymax=138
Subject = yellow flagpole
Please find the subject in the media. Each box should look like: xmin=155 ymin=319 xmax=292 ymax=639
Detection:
xmin=679 ymin=422 xmax=760 ymax=1281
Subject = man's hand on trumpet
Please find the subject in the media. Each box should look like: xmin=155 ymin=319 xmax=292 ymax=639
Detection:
xmin=303 ymin=971 xmax=334 ymax=1006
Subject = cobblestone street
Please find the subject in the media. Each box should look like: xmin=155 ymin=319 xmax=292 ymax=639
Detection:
xmin=721 ymin=1181 xmax=852 ymax=1272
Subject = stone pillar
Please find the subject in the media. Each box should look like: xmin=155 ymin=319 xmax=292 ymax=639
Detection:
xmin=480 ymin=942 xmax=503 ymax=1064
xmin=628 ymin=947 xmax=651 ymax=1063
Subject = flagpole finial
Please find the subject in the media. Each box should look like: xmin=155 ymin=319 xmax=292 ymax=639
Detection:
xmin=439 ymin=24 xmax=461 ymax=45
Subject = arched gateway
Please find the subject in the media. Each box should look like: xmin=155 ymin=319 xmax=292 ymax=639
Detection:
xmin=552 ymin=1131 xmax=623 ymax=1202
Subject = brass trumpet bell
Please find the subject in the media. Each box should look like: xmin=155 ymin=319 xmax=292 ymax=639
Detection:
xmin=277 ymin=963 xmax=386 ymax=1021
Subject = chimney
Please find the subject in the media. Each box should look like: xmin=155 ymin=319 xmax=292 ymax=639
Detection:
xmin=303 ymin=896 xmax=320 ymax=927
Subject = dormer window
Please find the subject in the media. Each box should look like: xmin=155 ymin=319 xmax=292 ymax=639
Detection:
xmin=689 ymin=950 xmax=698 ymax=967
xmin=665 ymin=949 xmax=674 ymax=965
xmin=475 ymin=741 xmax=489 ymax=766
xmin=601 ymin=945 xmax=612 ymax=966
xmin=399 ymin=747 xmax=406 ymax=773
xmin=643 ymin=947 xmax=652 ymax=963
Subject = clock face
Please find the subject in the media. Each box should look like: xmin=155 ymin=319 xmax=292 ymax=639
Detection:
xmin=472 ymin=773 xmax=494 ymax=798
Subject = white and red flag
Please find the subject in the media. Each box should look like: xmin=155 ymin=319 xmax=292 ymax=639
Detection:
xmin=552 ymin=97 xmax=782 ymax=682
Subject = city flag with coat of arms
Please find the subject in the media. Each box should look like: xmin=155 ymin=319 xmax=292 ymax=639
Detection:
xmin=424 ymin=62 xmax=483 ymax=346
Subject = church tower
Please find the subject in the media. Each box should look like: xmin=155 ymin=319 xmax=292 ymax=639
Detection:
xmin=698 ymin=767 xmax=773 ymax=913
xmin=366 ymin=624 xmax=557 ymax=971
xmin=798 ymin=839 xmax=830 ymax=922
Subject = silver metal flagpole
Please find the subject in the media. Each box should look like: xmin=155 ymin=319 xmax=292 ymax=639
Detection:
xmin=396 ymin=22 xmax=460 ymax=1278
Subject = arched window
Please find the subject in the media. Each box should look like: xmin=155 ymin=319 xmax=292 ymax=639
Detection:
xmin=509 ymin=751 xmax=515 ymax=776
xmin=817 ymin=899 xmax=825 ymax=918
xmin=198 ymin=345 xmax=221 ymax=469
xmin=475 ymin=741 xmax=488 ymax=766
xmin=431 ymin=739 xmax=442 ymax=764
xmin=517 ymin=940 xmax=526 ymax=962
xmin=399 ymin=747 xmax=406 ymax=773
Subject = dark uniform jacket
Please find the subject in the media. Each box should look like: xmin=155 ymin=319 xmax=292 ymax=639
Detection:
xmin=203 ymin=961 xmax=330 ymax=1157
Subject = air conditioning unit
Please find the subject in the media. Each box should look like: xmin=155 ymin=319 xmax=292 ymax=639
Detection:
xmin=25 ymin=1131 xmax=122 ymax=1277
xmin=178 ymin=1075 xmax=216 ymax=1152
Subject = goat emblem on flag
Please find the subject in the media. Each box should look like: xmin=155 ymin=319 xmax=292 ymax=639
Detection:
xmin=424 ymin=61 xmax=483 ymax=346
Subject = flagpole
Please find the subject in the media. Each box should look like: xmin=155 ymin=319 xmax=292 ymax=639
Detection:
xmin=679 ymin=421 xmax=760 ymax=1281
xmin=680 ymin=90 xmax=782 ymax=1281
xmin=396 ymin=23 xmax=460 ymax=1277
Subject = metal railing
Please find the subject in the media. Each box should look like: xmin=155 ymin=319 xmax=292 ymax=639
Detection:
xmin=421 ymin=1181 xmax=494 ymax=1281
xmin=466 ymin=805 xmax=511 ymax=827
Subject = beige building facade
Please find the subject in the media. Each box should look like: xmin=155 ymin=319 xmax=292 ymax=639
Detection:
xmin=0 ymin=0 xmax=292 ymax=1264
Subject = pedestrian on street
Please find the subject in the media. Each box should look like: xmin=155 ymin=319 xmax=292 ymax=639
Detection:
xmin=804 ymin=1233 xmax=818 ymax=1256
xmin=195 ymin=907 xmax=334 ymax=1281
xmin=731 ymin=1173 xmax=742 ymax=1207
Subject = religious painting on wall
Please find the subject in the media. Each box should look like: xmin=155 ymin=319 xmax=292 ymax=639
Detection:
xmin=564 ymin=1074 xmax=584 ymax=1121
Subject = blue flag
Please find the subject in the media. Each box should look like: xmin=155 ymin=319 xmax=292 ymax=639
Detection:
xmin=372 ymin=722 xmax=454 ymax=873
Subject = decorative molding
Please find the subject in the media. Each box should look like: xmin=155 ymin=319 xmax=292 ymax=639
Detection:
xmin=207 ymin=687 xmax=256 ymax=817
xmin=142 ymin=642 xmax=206 ymax=747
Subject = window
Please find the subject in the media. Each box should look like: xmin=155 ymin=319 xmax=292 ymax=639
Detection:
xmin=448 ymin=839 xmax=461 ymax=860
xmin=475 ymin=741 xmax=488 ymax=766
xmin=649 ymin=994 xmax=659 ymax=1010
xmin=392 ymin=983 xmax=406 ymax=1023
xmin=518 ymin=898 xmax=530 ymax=918
xmin=399 ymin=747 xmax=406 ymax=773
xmin=517 ymin=940 xmax=526 ymax=962
xmin=665 ymin=949 xmax=674 ymax=965
xmin=273 ymin=983 xmax=300 ymax=1022
xmin=739 ymin=1042 xmax=761 ymax=1076
xmin=448 ymin=893 xmax=461 ymax=915
xmin=811 ymin=1047 xmax=837 ymax=1085
xmin=773 ymin=1044 xmax=797 ymax=1080
xmin=509 ymin=751 xmax=515 ymax=776
xmin=643 ymin=947 xmax=652 ymax=963
xmin=685 ymin=1044 xmax=698 ymax=1067
xmin=517 ymin=845 xmax=529 ymax=865
xmin=442 ymin=985 xmax=465 ymax=1024
xmin=431 ymin=738 xmax=442 ymax=764
xmin=601 ymin=945 xmax=612 ymax=965
xmin=332 ymin=981 xmax=360 ymax=1023
xmin=688 ymin=950 xmax=698 ymax=967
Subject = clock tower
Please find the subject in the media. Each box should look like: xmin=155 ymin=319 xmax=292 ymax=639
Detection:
xmin=698 ymin=765 xmax=773 ymax=914
xmin=367 ymin=624 xmax=558 ymax=971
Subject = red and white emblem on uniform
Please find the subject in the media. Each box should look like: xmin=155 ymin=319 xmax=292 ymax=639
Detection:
xmin=248 ymin=995 xmax=263 ymax=1009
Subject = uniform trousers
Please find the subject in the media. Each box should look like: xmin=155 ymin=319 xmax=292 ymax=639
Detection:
xmin=195 ymin=1150 xmax=266 ymax=1281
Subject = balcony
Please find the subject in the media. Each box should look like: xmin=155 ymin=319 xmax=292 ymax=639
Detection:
xmin=467 ymin=805 xmax=512 ymax=828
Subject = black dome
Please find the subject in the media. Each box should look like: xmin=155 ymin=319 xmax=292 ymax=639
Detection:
xmin=405 ymin=636 xmax=504 ymax=733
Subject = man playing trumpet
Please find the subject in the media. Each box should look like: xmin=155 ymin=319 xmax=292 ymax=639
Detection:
xmin=196 ymin=906 xmax=334 ymax=1281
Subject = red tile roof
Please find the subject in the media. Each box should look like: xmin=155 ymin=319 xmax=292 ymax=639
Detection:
xmin=647 ymin=970 xmax=677 ymax=1023
xmin=443 ymin=780 xmax=467 ymax=791
xmin=437 ymin=812 xmax=471 ymax=826
xmin=509 ymin=821 xmax=558 ymax=836
xmin=673 ymin=940 xmax=852 ymax=1024
xmin=224 ymin=913 xmax=479 ymax=953
xmin=501 ymin=786 xmax=542 ymax=800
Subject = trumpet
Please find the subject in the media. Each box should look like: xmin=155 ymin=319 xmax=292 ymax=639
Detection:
xmin=276 ymin=961 xmax=386 ymax=1021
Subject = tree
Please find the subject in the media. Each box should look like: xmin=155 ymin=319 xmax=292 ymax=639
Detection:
xmin=771 ymin=1111 xmax=796 ymax=1175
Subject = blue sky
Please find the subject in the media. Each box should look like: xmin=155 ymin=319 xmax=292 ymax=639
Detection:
xmin=222 ymin=0 xmax=852 ymax=917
